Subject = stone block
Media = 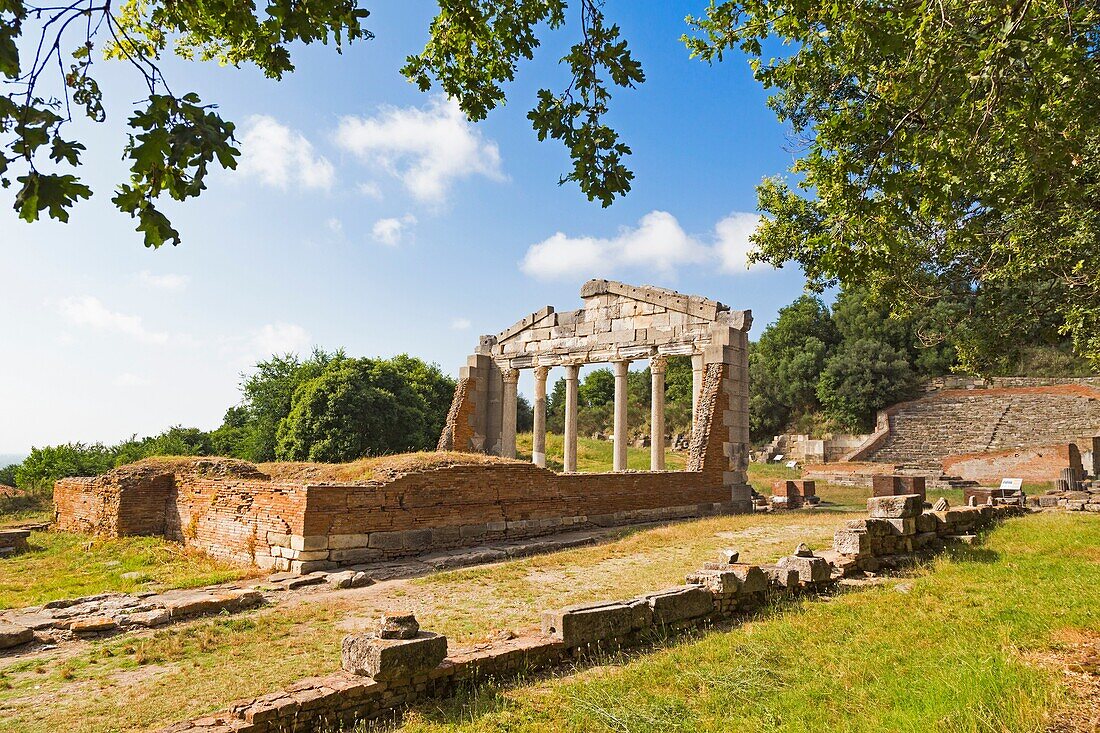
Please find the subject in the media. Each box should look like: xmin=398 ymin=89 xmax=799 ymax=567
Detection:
xmin=367 ymin=532 xmax=405 ymax=550
xmin=70 ymin=616 xmax=118 ymax=634
xmin=341 ymin=631 xmax=447 ymax=680
xmin=761 ymin=564 xmax=800 ymax=589
xmin=541 ymin=601 xmax=644 ymax=646
xmin=328 ymin=534 xmax=372 ymax=550
xmin=727 ymin=564 xmax=768 ymax=594
xmin=832 ymin=529 xmax=869 ymax=556
xmin=883 ymin=517 xmax=917 ymax=536
xmin=641 ymin=586 xmax=713 ymax=625
xmin=915 ymin=513 xmax=938 ymax=533
xmin=0 ymin=621 xmax=33 ymax=649
xmin=779 ymin=555 xmax=831 ymax=584
xmin=867 ymin=494 xmax=923 ymax=519
xmin=329 ymin=548 xmax=383 ymax=564
xmin=289 ymin=535 xmax=329 ymax=552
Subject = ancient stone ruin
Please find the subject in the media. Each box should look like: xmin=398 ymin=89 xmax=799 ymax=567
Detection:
xmin=439 ymin=278 xmax=752 ymax=495
xmin=52 ymin=280 xmax=755 ymax=573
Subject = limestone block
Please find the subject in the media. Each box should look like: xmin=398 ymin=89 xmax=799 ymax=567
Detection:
xmin=915 ymin=513 xmax=938 ymax=533
xmin=761 ymin=564 xmax=800 ymax=589
xmin=341 ymin=631 xmax=447 ymax=680
xmin=640 ymin=586 xmax=713 ymax=625
xmin=541 ymin=600 xmax=647 ymax=646
xmin=832 ymin=529 xmax=870 ymax=556
xmin=0 ymin=621 xmax=33 ymax=649
xmin=329 ymin=548 xmax=383 ymax=564
xmin=70 ymin=616 xmax=118 ymax=634
xmin=778 ymin=555 xmax=831 ymax=584
xmin=882 ymin=518 xmax=917 ymax=536
xmin=328 ymin=534 xmax=373 ymax=550
xmin=867 ymin=494 xmax=923 ymax=519
xmin=289 ymin=535 xmax=329 ymax=552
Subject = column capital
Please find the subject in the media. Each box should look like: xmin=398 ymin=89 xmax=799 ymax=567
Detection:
xmin=650 ymin=354 xmax=667 ymax=374
xmin=612 ymin=359 xmax=630 ymax=376
xmin=533 ymin=365 xmax=551 ymax=381
xmin=563 ymin=363 xmax=581 ymax=380
xmin=500 ymin=367 xmax=520 ymax=384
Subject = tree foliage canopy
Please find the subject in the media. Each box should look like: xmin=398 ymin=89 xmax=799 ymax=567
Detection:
xmin=685 ymin=0 xmax=1100 ymax=369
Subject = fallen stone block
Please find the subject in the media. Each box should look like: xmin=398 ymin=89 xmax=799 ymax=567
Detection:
xmin=541 ymin=600 xmax=647 ymax=647
xmin=760 ymin=564 xmax=800 ymax=588
xmin=778 ymin=554 xmax=831 ymax=585
xmin=0 ymin=621 xmax=33 ymax=649
xmin=341 ymin=631 xmax=447 ymax=681
xmin=832 ymin=529 xmax=869 ymax=556
xmin=379 ymin=612 xmax=419 ymax=640
xmin=641 ymin=586 xmax=713 ymax=625
xmin=163 ymin=589 xmax=263 ymax=619
xmin=867 ymin=494 xmax=923 ymax=519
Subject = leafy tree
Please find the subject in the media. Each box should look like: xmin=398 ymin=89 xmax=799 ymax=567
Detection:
xmin=3 ymin=1 xmax=372 ymax=245
xmin=0 ymin=463 xmax=16 ymax=486
xmin=276 ymin=356 xmax=453 ymax=461
xmin=749 ymin=295 xmax=838 ymax=440
xmin=816 ymin=339 xmax=918 ymax=433
xmin=14 ymin=442 xmax=115 ymax=489
xmin=685 ymin=1 xmax=1100 ymax=369
xmin=546 ymin=377 xmax=567 ymax=434
xmin=229 ymin=349 xmax=344 ymax=462
xmin=579 ymin=368 xmax=614 ymax=407
xmin=517 ymin=394 xmax=534 ymax=433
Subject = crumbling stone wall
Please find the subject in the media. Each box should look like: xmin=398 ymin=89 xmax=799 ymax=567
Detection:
xmin=54 ymin=450 xmax=741 ymax=573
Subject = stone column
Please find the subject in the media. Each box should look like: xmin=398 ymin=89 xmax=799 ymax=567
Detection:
xmin=613 ymin=360 xmax=630 ymax=472
xmin=563 ymin=364 xmax=580 ymax=473
xmin=650 ymin=355 xmax=666 ymax=471
xmin=500 ymin=367 xmax=519 ymax=459
xmin=691 ymin=352 xmax=705 ymax=435
xmin=532 ymin=366 xmax=550 ymax=468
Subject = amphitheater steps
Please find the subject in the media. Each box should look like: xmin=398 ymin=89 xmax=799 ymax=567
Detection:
xmin=863 ymin=387 xmax=1100 ymax=470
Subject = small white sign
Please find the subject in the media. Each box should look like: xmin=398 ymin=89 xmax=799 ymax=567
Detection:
xmin=999 ymin=477 xmax=1023 ymax=493
xmin=772 ymin=454 xmax=785 ymax=463
xmin=785 ymin=460 xmax=799 ymax=469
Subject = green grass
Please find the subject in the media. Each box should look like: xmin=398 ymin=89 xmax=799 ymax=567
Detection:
xmin=517 ymin=433 xmax=688 ymax=472
xmin=0 ymin=531 xmax=253 ymax=609
xmin=391 ymin=512 xmax=1100 ymax=733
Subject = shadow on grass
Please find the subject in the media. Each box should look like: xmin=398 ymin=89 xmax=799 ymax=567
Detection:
xmin=945 ymin=544 xmax=1001 ymax=565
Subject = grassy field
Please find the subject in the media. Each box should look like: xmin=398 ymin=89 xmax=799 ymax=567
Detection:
xmin=391 ymin=512 xmax=1100 ymax=733
xmin=516 ymin=432 xmax=689 ymax=472
xmin=0 ymin=532 xmax=255 ymax=609
xmin=0 ymin=511 xmax=856 ymax=733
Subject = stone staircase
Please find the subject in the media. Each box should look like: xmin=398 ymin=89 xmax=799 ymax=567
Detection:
xmin=863 ymin=386 xmax=1100 ymax=471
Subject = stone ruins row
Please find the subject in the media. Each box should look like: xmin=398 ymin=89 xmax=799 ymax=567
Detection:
xmin=52 ymin=281 xmax=755 ymax=574
xmin=160 ymin=497 xmax=1026 ymax=733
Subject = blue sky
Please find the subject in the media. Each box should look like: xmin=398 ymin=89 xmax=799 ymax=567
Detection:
xmin=0 ymin=1 xmax=810 ymax=453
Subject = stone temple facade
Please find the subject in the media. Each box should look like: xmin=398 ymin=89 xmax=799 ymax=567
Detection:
xmin=438 ymin=279 xmax=754 ymax=507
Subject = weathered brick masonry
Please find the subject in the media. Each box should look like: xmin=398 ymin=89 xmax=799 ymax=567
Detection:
xmin=55 ymin=376 xmax=736 ymax=574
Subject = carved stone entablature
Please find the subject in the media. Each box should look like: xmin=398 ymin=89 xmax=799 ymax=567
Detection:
xmin=487 ymin=279 xmax=752 ymax=369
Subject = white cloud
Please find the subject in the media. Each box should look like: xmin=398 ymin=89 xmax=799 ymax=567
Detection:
xmin=335 ymin=97 xmax=504 ymax=204
xmin=113 ymin=372 xmax=150 ymax=388
xmin=357 ymin=181 xmax=383 ymax=199
xmin=137 ymin=270 xmax=189 ymax=292
xmin=371 ymin=214 xmax=417 ymax=247
xmin=237 ymin=115 xmax=335 ymax=191
xmin=520 ymin=210 xmax=768 ymax=281
xmin=451 ymin=318 xmax=472 ymax=331
xmin=713 ymin=212 xmax=767 ymax=273
xmin=247 ymin=323 xmax=312 ymax=359
xmin=55 ymin=296 xmax=169 ymax=345
xmin=326 ymin=217 xmax=343 ymax=235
